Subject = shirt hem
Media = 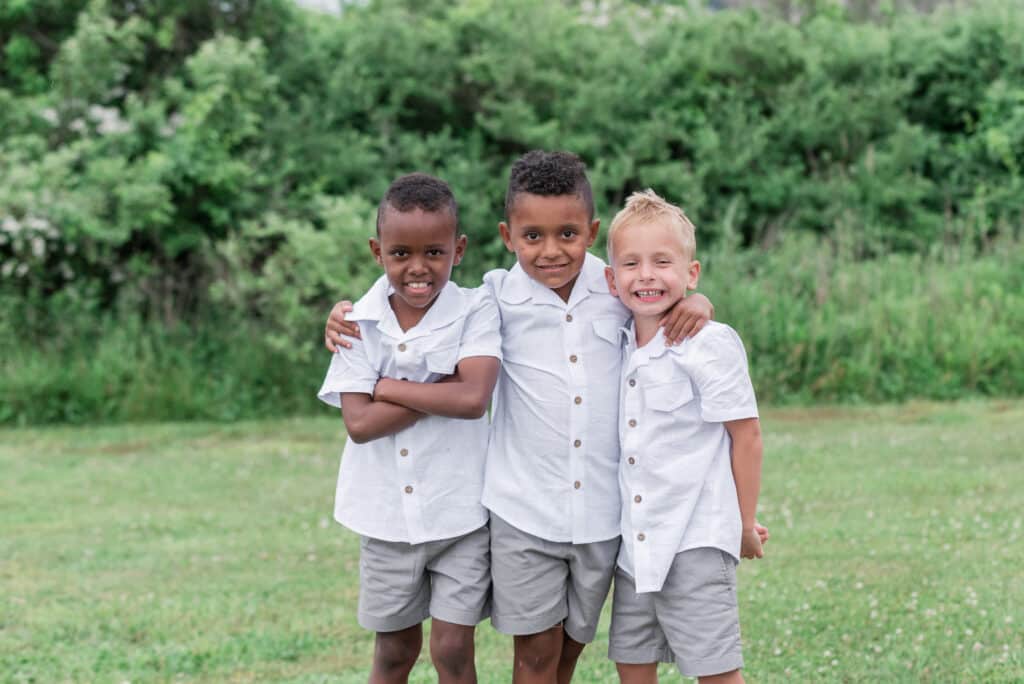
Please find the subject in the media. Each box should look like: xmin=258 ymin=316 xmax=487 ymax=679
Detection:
xmin=335 ymin=513 xmax=489 ymax=545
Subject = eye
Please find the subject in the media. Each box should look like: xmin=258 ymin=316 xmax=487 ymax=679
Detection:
xmin=524 ymin=231 xmax=540 ymax=241
xmin=561 ymin=229 xmax=578 ymax=239
xmin=390 ymin=248 xmax=408 ymax=258
xmin=623 ymin=260 xmax=638 ymax=268
xmin=657 ymin=258 xmax=672 ymax=265
xmin=426 ymin=248 xmax=445 ymax=257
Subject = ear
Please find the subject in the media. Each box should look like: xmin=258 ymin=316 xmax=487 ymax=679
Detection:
xmin=687 ymin=260 xmax=701 ymax=291
xmin=585 ymin=218 xmax=601 ymax=248
xmin=453 ymin=234 xmax=468 ymax=266
xmin=369 ymin=237 xmax=383 ymax=266
xmin=604 ymin=265 xmax=619 ymax=298
xmin=498 ymin=222 xmax=515 ymax=253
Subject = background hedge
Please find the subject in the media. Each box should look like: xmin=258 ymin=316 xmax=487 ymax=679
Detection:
xmin=2 ymin=0 xmax=1022 ymax=424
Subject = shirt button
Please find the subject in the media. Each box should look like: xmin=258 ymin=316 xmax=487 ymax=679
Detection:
xmin=637 ymin=532 xmax=646 ymax=542
xmin=397 ymin=343 xmax=407 ymax=352
xmin=628 ymin=379 xmax=636 ymax=387
xmin=574 ymin=481 xmax=581 ymax=489
xmin=565 ymin=313 xmax=573 ymax=322
xmin=400 ymin=448 xmax=409 ymax=457
xmin=627 ymin=457 xmax=636 ymax=465
xmin=574 ymin=396 xmax=582 ymax=405
xmin=634 ymin=495 xmax=642 ymax=503
xmin=404 ymin=485 xmax=413 ymax=494
xmin=573 ymin=439 xmax=582 ymax=448
xmin=569 ymin=354 xmax=578 ymax=363
xmin=628 ymin=419 xmax=637 ymax=428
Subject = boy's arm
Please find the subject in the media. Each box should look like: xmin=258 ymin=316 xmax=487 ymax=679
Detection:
xmin=724 ymin=417 xmax=764 ymax=559
xmin=339 ymin=393 xmax=424 ymax=444
xmin=374 ymin=356 xmax=500 ymax=420
xmin=660 ymin=292 xmax=714 ymax=344
xmin=325 ymin=300 xmax=361 ymax=352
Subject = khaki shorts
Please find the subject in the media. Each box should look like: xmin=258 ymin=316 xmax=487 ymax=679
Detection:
xmin=609 ymin=547 xmax=743 ymax=677
xmin=357 ymin=524 xmax=490 ymax=632
xmin=489 ymin=514 xmax=619 ymax=643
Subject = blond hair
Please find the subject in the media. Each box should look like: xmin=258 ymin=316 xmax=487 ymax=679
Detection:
xmin=606 ymin=189 xmax=696 ymax=264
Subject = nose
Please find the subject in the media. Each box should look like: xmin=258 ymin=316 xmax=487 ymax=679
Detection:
xmin=540 ymin=237 xmax=562 ymax=261
xmin=408 ymin=255 xmax=428 ymax=275
xmin=638 ymin=260 xmax=655 ymax=280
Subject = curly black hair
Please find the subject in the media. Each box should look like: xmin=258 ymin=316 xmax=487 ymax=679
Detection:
xmin=504 ymin=150 xmax=595 ymax=222
xmin=376 ymin=172 xmax=459 ymax=234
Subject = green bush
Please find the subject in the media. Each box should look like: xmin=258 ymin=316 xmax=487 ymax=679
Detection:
xmin=2 ymin=0 xmax=1023 ymax=423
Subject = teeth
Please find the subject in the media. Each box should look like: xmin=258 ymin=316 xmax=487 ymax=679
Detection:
xmin=636 ymin=290 xmax=662 ymax=297
xmin=407 ymin=282 xmax=430 ymax=289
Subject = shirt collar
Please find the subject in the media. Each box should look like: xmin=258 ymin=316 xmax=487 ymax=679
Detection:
xmin=499 ymin=253 xmax=611 ymax=307
xmin=350 ymin=275 xmax=464 ymax=339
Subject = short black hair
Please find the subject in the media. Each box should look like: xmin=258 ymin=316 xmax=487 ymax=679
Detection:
xmin=504 ymin=150 xmax=594 ymax=222
xmin=376 ymin=172 xmax=459 ymax=234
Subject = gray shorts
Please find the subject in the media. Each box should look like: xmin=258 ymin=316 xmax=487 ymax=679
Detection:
xmin=490 ymin=514 xmax=619 ymax=643
xmin=609 ymin=547 xmax=743 ymax=677
xmin=358 ymin=524 xmax=490 ymax=633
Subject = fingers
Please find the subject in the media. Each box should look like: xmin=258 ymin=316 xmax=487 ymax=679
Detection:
xmin=325 ymin=328 xmax=353 ymax=350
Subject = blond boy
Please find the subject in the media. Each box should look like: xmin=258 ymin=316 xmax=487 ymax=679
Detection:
xmin=604 ymin=191 xmax=766 ymax=684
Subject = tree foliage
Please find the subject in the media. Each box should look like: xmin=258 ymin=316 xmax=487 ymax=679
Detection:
xmin=1 ymin=0 xmax=1022 ymax=422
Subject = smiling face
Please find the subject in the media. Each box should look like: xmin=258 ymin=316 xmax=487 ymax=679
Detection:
xmin=370 ymin=206 xmax=465 ymax=325
xmin=605 ymin=219 xmax=700 ymax=321
xmin=499 ymin=193 xmax=600 ymax=302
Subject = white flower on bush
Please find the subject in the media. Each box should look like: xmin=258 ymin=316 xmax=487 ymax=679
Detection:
xmin=88 ymin=105 xmax=132 ymax=135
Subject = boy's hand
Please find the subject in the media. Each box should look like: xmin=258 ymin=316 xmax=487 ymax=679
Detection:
xmin=325 ymin=301 xmax=361 ymax=351
xmin=755 ymin=521 xmax=770 ymax=546
xmin=741 ymin=525 xmax=765 ymax=559
xmin=659 ymin=293 xmax=713 ymax=345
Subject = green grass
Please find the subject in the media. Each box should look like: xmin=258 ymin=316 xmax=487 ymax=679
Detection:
xmin=3 ymin=402 xmax=1023 ymax=682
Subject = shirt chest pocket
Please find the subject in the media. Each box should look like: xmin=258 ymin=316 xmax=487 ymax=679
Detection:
xmin=644 ymin=377 xmax=695 ymax=413
xmin=425 ymin=344 xmax=460 ymax=375
xmin=591 ymin=318 xmax=622 ymax=346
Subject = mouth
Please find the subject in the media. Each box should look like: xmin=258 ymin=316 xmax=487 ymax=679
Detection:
xmin=404 ymin=281 xmax=433 ymax=295
xmin=633 ymin=289 xmax=665 ymax=303
xmin=536 ymin=263 xmax=569 ymax=273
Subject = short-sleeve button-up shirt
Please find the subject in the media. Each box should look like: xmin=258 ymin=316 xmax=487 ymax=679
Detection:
xmin=481 ymin=253 xmax=630 ymax=543
xmin=618 ymin=321 xmax=759 ymax=593
xmin=317 ymin=276 xmax=502 ymax=544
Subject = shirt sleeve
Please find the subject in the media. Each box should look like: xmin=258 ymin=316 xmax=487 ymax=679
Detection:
xmin=456 ymin=287 xmax=503 ymax=362
xmin=316 ymin=336 xmax=379 ymax=408
xmin=687 ymin=324 xmax=759 ymax=423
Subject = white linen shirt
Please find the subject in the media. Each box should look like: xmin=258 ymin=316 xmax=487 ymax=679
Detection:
xmin=618 ymin=321 xmax=759 ymax=594
xmin=481 ymin=253 xmax=631 ymax=544
xmin=317 ymin=275 xmax=502 ymax=545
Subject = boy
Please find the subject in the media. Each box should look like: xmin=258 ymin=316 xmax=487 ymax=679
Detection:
xmin=604 ymin=190 xmax=764 ymax=683
xmin=327 ymin=152 xmax=715 ymax=683
xmin=317 ymin=173 xmax=501 ymax=684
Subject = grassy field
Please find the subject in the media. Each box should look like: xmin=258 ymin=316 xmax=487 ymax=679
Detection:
xmin=2 ymin=401 xmax=1022 ymax=683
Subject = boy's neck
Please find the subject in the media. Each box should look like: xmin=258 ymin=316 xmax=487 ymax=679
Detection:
xmin=634 ymin=315 xmax=661 ymax=348
xmin=389 ymin=294 xmax=435 ymax=332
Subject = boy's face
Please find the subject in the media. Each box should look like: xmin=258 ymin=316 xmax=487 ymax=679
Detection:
xmin=370 ymin=207 xmax=466 ymax=311
xmin=605 ymin=220 xmax=700 ymax=320
xmin=499 ymin=193 xmax=600 ymax=301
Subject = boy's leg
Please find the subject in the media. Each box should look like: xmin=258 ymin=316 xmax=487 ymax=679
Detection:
xmin=616 ymin=663 xmax=659 ymax=684
xmin=357 ymin=536 xmax=432 ymax=681
xmin=608 ymin=567 xmax=673 ymax=680
xmin=370 ymin=624 xmax=422 ymax=684
xmin=513 ymin=625 xmax=564 ymax=683
xmin=429 ymin=620 xmax=477 ymax=684
xmin=655 ymin=548 xmax=744 ymax=679
xmin=556 ymin=634 xmax=585 ymax=684
xmin=490 ymin=514 xmax=572 ymax=682
xmin=555 ymin=534 xmax=619 ymax=681
xmin=698 ymin=671 xmax=744 ymax=684
xmin=424 ymin=524 xmax=492 ymax=683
